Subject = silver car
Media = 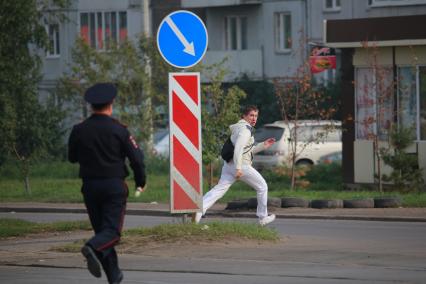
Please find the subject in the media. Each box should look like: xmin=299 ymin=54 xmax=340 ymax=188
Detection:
xmin=253 ymin=120 xmax=342 ymax=169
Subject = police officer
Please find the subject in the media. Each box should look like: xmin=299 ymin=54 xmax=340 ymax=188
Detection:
xmin=68 ymin=83 xmax=146 ymax=284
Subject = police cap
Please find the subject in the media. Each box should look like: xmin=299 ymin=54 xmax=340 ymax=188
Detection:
xmin=84 ymin=83 xmax=117 ymax=104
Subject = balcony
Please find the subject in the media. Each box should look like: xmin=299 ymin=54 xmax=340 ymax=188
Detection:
xmin=181 ymin=0 xmax=261 ymax=8
xmin=201 ymin=49 xmax=263 ymax=82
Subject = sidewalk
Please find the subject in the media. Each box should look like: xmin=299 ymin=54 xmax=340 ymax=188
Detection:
xmin=1 ymin=202 xmax=426 ymax=283
xmin=1 ymin=202 xmax=426 ymax=222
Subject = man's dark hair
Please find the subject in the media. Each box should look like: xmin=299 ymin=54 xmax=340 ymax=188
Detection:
xmin=91 ymin=103 xmax=111 ymax=111
xmin=241 ymin=105 xmax=259 ymax=117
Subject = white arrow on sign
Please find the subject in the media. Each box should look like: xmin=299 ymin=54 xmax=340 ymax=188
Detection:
xmin=165 ymin=16 xmax=195 ymax=56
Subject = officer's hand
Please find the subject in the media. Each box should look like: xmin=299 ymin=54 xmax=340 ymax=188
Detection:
xmin=134 ymin=186 xmax=146 ymax=197
xmin=235 ymin=169 xmax=243 ymax=179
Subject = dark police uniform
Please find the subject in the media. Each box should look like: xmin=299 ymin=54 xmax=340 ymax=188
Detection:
xmin=68 ymin=83 xmax=146 ymax=284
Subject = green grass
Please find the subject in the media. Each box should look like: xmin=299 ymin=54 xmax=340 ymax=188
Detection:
xmin=125 ymin=222 xmax=279 ymax=242
xmin=0 ymin=218 xmax=91 ymax=238
xmin=53 ymin=222 xmax=280 ymax=253
xmin=1 ymin=161 xmax=426 ymax=207
xmin=2 ymin=176 xmax=426 ymax=207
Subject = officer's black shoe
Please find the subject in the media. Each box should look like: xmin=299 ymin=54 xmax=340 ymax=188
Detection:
xmin=81 ymin=245 xmax=102 ymax=278
xmin=110 ymin=270 xmax=123 ymax=284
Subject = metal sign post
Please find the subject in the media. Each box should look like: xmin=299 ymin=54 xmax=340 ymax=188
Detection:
xmin=156 ymin=10 xmax=208 ymax=216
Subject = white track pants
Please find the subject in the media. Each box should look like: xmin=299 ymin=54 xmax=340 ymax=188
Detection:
xmin=202 ymin=162 xmax=268 ymax=219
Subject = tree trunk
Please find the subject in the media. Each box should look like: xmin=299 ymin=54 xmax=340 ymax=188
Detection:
xmin=208 ymin=162 xmax=214 ymax=189
xmin=375 ymin=140 xmax=383 ymax=194
xmin=290 ymin=154 xmax=296 ymax=190
xmin=24 ymin=174 xmax=31 ymax=196
xmin=22 ymin=160 xmax=31 ymax=196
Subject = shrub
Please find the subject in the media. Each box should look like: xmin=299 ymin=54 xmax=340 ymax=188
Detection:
xmin=304 ymin=162 xmax=342 ymax=189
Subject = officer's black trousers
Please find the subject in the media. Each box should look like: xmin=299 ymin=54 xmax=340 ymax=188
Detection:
xmin=82 ymin=178 xmax=128 ymax=282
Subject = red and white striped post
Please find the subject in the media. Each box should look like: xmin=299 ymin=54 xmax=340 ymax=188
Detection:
xmin=169 ymin=72 xmax=202 ymax=213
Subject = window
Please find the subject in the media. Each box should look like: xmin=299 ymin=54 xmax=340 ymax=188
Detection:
xmin=355 ymin=67 xmax=393 ymax=140
xmin=46 ymin=24 xmax=60 ymax=57
xmin=324 ymin=0 xmax=341 ymax=10
xmin=274 ymin=13 xmax=292 ymax=52
xmin=368 ymin=0 xmax=426 ymax=7
xmin=397 ymin=66 xmax=426 ymax=141
xmin=419 ymin=67 xmax=426 ymax=140
xmin=398 ymin=67 xmax=417 ymax=138
xmin=80 ymin=11 xmax=127 ymax=50
xmin=224 ymin=16 xmax=247 ymax=50
xmin=254 ymin=127 xmax=285 ymax=142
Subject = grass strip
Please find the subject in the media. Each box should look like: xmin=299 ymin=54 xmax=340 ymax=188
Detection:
xmin=124 ymin=222 xmax=279 ymax=242
xmin=0 ymin=218 xmax=91 ymax=238
xmin=53 ymin=222 xmax=280 ymax=253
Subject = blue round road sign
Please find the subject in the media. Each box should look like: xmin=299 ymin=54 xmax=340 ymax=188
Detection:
xmin=157 ymin=10 xmax=208 ymax=69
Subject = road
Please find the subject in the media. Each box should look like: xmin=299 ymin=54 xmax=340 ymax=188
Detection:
xmin=1 ymin=212 xmax=426 ymax=283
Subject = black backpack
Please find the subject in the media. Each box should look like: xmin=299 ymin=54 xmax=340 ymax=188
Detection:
xmin=220 ymin=135 xmax=255 ymax=163
xmin=220 ymin=137 xmax=234 ymax=162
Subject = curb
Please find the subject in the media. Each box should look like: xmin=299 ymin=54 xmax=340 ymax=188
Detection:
xmin=2 ymin=206 xmax=426 ymax=223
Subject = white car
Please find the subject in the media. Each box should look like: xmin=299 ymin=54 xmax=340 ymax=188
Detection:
xmin=252 ymin=120 xmax=341 ymax=169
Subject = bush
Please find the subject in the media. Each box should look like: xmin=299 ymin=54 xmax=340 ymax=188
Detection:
xmin=304 ymin=162 xmax=342 ymax=190
xmin=144 ymin=154 xmax=169 ymax=175
xmin=0 ymin=154 xmax=171 ymax=181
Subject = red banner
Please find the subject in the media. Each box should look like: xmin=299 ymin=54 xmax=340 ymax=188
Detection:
xmin=309 ymin=55 xmax=336 ymax=74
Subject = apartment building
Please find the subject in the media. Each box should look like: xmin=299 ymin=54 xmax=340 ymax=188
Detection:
xmin=39 ymin=0 xmax=150 ymax=99
xmin=181 ymin=0 xmax=426 ymax=82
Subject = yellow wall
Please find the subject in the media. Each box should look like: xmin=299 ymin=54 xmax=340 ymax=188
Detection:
xmin=354 ymin=46 xmax=426 ymax=66
xmin=353 ymin=47 xmax=393 ymax=67
xmin=395 ymin=46 xmax=426 ymax=65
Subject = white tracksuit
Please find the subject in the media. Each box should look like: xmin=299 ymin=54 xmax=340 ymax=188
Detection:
xmin=201 ymin=119 xmax=269 ymax=219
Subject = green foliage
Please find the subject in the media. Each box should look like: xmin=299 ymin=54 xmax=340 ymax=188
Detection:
xmin=0 ymin=0 xmax=69 ymax=193
xmin=201 ymin=60 xmax=247 ymax=164
xmin=380 ymin=127 xmax=424 ymax=192
xmin=57 ymin=37 xmax=153 ymax=146
xmin=138 ymin=36 xmax=176 ymax=105
xmin=304 ymin=162 xmax=342 ymax=186
xmin=143 ymin=154 xmax=170 ymax=175
xmin=317 ymin=81 xmax=342 ymax=120
xmin=235 ymin=75 xmax=281 ymax=126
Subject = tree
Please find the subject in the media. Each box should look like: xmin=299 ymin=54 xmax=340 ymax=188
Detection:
xmin=356 ymin=42 xmax=395 ymax=193
xmin=57 ymin=37 xmax=154 ymax=146
xmin=380 ymin=126 xmax=424 ymax=192
xmin=0 ymin=0 xmax=69 ymax=194
xmin=273 ymin=36 xmax=338 ymax=190
xmin=235 ymin=75 xmax=281 ymax=126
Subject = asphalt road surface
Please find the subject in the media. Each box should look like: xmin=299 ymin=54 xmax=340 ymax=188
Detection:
xmin=1 ymin=212 xmax=426 ymax=283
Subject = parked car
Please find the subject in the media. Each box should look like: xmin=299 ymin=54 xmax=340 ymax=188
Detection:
xmin=318 ymin=151 xmax=342 ymax=164
xmin=252 ymin=120 xmax=342 ymax=169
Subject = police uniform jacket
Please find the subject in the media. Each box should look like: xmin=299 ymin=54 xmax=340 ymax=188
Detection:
xmin=68 ymin=114 xmax=146 ymax=188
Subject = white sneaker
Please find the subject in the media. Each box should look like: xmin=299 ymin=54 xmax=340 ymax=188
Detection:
xmin=259 ymin=214 xmax=276 ymax=226
xmin=194 ymin=212 xmax=202 ymax=224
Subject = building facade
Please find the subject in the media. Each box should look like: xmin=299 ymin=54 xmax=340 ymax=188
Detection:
xmin=325 ymin=14 xmax=426 ymax=184
xmin=39 ymin=0 xmax=150 ymax=99
xmin=40 ymin=0 xmax=426 ymax=88
xmin=181 ymin=0 xmax=426 ymax=82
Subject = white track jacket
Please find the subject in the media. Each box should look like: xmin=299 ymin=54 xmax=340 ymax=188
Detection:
xmin=230 ymin=119 xmax=266 ymax=170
